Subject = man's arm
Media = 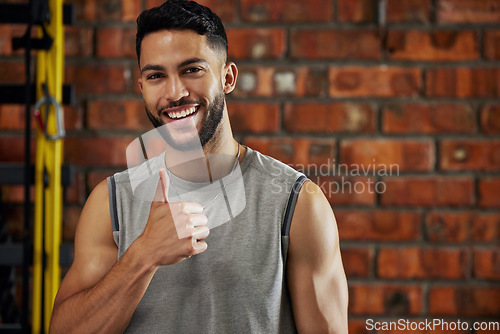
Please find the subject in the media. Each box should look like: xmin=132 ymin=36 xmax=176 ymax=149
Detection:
xmin=50 ymin=171 xmax=209 ymax=333
xmin=50 ymin=180 xmax=157 ymax=333
xmin=287 ymin=180 xmax=349 ymax=334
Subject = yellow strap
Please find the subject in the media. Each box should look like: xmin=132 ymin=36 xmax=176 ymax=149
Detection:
xmin=33 ymin=0 xmax=64 ymax=332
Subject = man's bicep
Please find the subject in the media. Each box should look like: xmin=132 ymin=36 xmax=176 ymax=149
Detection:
xmin=287 ymin=181 xmax=348 ymax=333
xmin=55 ymin=180 xmax=118 ymax=306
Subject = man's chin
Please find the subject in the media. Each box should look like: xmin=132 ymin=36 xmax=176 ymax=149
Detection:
xmin=154 ymin=128 xmax=201 ymax=152
xmin=168 ymin=138 xmax=204 ymax=152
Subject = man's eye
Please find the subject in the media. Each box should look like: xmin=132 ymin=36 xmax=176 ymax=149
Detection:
xmin=185 ymin=68 xmax=201 ymax=74
xmin=147 ymin=73 xmax=162 ymax=80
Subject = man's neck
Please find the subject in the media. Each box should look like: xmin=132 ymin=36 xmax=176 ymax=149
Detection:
xmin=164 ymin=138 xmax=241 ymax=183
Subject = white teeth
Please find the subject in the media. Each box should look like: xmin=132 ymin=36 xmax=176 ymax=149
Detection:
xmin=167 ymin=106 xmax=197 ymax=119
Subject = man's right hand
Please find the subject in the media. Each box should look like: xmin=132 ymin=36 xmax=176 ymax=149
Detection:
xmin=136 ymin=168 xmax=210 ymax=268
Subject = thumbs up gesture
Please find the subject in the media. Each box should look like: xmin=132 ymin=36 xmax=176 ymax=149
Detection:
xmin=136 ymin=168 xmax=210 ymax=267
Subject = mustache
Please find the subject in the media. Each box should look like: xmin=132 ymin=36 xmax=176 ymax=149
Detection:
xmin=157 ymin=98 xmax=206 ymax=116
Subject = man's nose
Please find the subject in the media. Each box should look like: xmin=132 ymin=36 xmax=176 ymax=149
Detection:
xmin=164 ymin=76 xmax=188 ymax=102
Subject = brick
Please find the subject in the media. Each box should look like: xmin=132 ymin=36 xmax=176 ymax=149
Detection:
xmin=484 ymin=30 xmax=500 ymax=60
xmin=0 ymin=136 xmax=35 ymax=163
xmin=329 ymin=66 xmax=421 ymax=98
xmin=0 ymin=26 xmax=37 ymax=56
xmin=336 ymin=210 xmax=421 ymax=241
xmin=119 ymin=0 xmax=142 ymax=22
xmin=381 ymin=176 xmax=475 ymax=207
xmin=227 ymin=102 xmax=280 ymax=133
xmin=66 ymin=0 xmax=140 ymax=22
xmin=96 ymin=27 xmax=137 ymax=58
xmin=386 ymin=0 xmax=432 ymax=23
xmin=199 ymin=0 xmax=238 ymax=22
xmin=3 ymin=207 xmax=24 ymax=242
xmin=383 ymin=103 xmax=476 ymax=134
xmin=63 ymin=104 xmax=84 ymax=131
xmin=0 ymin=185 xmax=34 ymax=204
xmin=474 ymin=248 xmax=500 ymax=280
xmin=0 ymin=26 xmax=12 ymax=56
xmin=440 ymin=140 xmax=500 ymax=171
xmin=429 ymin=286 xmax=500 ymax=316
xmin=426 ymin=68 xmax=500 ymax=98
xmin=227 ymin=28 xmax=286 ymax=60
xmin=146 ymin=0 xmax=237 ymax=22
xmin=340 ymin=247 xmax=373 ymax=278
xmin=479 ymin=178 xmax=500 ymax=208
xmin=340 ymin=139 xmax=434 ymax=172
xmin=349 ymin=284 xmax=423 ymax=315
xmin=337 ymin=0 xmax=375 ymax=23
xmin=243 ymin=137 xmax=335 ymax=167
xmin=426 ymin=211 xmax=500 ymax=243
xmin=386 ymin=30 xmax=479 ymax=61
xmin=481 ymin=104 xmax=500 ymax=134
xmin=241 ymin=0 xmax=333 ymax=22
xmin=96 ymin=0 xmax=141 ymax=22
xmin=0 ymin=105 xmax=27 ymax=131
xmin=0 ymin=61 xmax=26 ymax=84
xmin=293 ymin=67 xmax=327 ymax=97
xmin=65 ymin=64 xmax=129 ymax=94
xmin=64 ymin=172 xmax=85 ymax=205
xmin=64 ymin=136 xmax=135 ymax=166
xmin=284 ymin=102 xmax=376 ymax=133
xmin=312 ymin=175 xmax=376 ymax=206
xmin=377 ymin=247 xmax=471 ymax=279
xmin=65 ymin=26 xmax=93 ymax=57
xmin=437 ymin=0 xmax=500 ymax=23
xmin=87 ymin=171 xmax=119 ymax=191
xmin=0 ymin=103 xmax=83 ymax=132
xmin=290 ymin=29 xmax=380 ymax=60
xmin=65 ymin=0 xmax=97 ymax=21
xmin=63 ymin=206 xmax=81 ymax=242
xmin=87 ymin=100 xmax=151 ymax=130
xmin=348 ymin=320 xmax=369 ymax=334
xmin=234 ymin=66 xmax=326 ymax=98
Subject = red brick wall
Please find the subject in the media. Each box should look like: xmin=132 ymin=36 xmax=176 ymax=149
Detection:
xmin=1 ymin=0 xmax=500 ymax=331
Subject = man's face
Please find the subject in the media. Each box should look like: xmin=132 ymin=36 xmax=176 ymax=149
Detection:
xmin=138 ymin=29 xmax=227 ymax=151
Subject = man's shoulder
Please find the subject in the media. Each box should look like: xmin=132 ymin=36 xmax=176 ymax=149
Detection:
xmin=107 ymin=153 xmax=164 ymax=204
xmin=245 ymin=146 xmax=305 ymax=185
xmin=111 ymin=153 xmax=165 ymax=184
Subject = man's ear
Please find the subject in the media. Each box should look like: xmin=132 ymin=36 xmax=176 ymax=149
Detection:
xmin=138 ymin=77 xmax=143 ymax=93
xmin=222 ymin=62 xmax=238 ymax=94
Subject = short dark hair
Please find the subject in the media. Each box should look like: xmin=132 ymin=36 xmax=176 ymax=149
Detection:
xmin=136 ymin=0 xmax=228 ymax=66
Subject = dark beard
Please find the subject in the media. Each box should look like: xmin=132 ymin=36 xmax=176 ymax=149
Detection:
xmin=145 ymin=92 xmax=225 ymax=151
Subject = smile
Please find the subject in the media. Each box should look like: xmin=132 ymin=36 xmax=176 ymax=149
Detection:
xmin=164 ymin=106 xmax=199 ymax=120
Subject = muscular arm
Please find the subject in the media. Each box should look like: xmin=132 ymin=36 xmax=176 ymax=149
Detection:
xmin=287 ymin=181 xmax=348 ymax=334
xmin=50 ymin=173 xmax=209 ymax=333
xmin=49 ymin=180 xmax=158 ymax=334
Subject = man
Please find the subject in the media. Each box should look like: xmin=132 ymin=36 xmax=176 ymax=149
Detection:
xmin=50 ymin=0 xmax=348 ymax=333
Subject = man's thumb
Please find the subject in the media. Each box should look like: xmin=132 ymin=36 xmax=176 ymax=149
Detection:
xmin=158 ymin=168 xmax=169 ymax=203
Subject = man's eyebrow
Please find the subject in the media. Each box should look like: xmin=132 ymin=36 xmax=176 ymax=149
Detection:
xmin=140 ymin=64 xmax=165 ymax=74
xmin=140 ymin=58 xmax=208 ymax=74
xmin=178 ymin=57 xmax=208 ymax=69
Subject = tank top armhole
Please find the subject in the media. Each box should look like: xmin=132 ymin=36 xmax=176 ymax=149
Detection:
xmin=107 ymin=175 xmax=120 ymax=248
xmin=107 ymin=175 xmax=120 ymax=233
xmin=281 ymin=175 xmax=307 ymax=237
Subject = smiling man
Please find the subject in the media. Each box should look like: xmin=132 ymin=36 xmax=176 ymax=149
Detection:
xmin=49 ymin=0 xmax=348 ymax=333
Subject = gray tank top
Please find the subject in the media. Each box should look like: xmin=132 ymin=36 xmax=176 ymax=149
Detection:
xmin=107 ymin=146 xmax=307 ymax=333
